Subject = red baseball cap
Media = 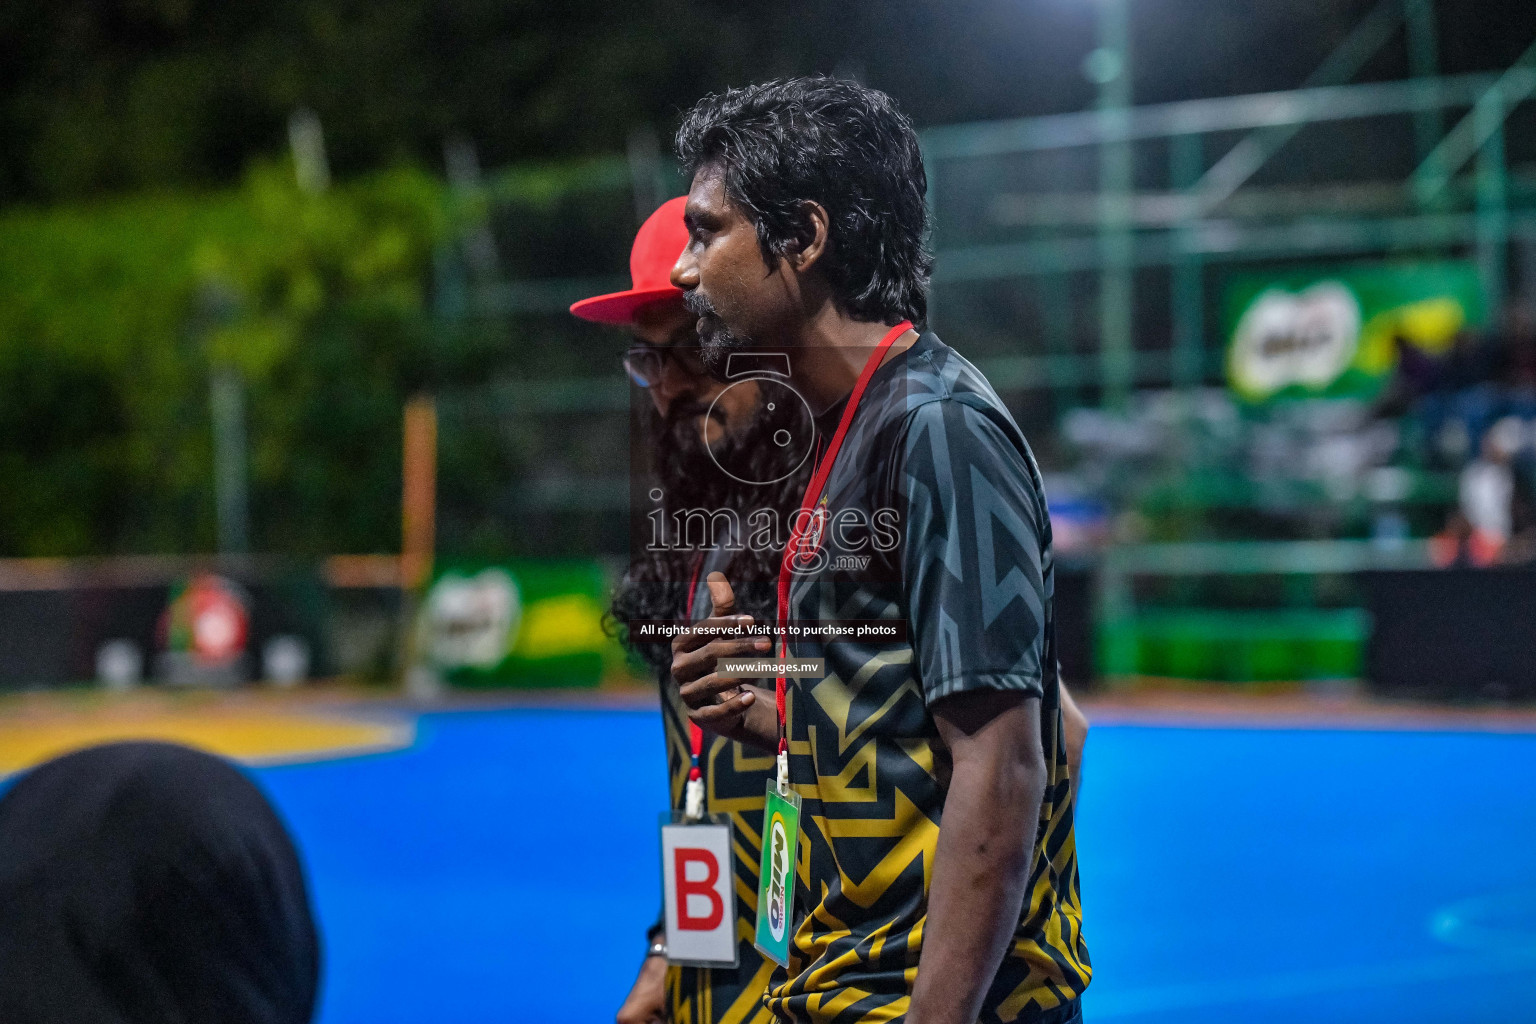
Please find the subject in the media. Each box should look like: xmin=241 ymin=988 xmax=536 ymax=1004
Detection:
xmin=569 ymin=195 xmax=689 ymax=324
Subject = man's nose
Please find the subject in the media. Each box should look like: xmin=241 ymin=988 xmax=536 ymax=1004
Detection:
xmin=671 ymin=246 xmax=698 ymax=291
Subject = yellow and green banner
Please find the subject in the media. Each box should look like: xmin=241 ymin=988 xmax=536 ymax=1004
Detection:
xmin=420 ymin=559 xmax=624 ymax=688
xmin=1224 ymin=260 xmax=1487 ymax=403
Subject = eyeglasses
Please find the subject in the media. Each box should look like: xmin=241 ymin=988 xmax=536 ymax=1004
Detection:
xmin=622 ymin=344 xmax=708 ymax=388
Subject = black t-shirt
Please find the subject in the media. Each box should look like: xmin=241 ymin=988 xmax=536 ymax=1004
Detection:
xmin=768 ymin=331 xmax=1090 ymax=1023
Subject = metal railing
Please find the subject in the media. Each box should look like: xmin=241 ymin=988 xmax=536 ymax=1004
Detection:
xmin=433 ymin=16 xmax=1536 ymax=540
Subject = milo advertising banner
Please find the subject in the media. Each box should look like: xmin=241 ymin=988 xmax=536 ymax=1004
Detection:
xmin=1225 ymin=261 xmax=1487 ymax=403
xmin=420 ymin=559 xmax=623 ymax=688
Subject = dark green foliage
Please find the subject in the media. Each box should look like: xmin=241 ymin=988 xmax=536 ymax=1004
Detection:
xmin=0 ymin=162 xmax=447 ymax=556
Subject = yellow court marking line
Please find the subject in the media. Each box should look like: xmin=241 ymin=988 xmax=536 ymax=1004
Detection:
xmin=0 ymin=710 xmax=414 ymax=776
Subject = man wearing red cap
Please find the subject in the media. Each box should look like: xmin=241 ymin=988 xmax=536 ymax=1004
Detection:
xmin=574 ymin=197 xmax=797 ymax=1024
xmin=581 ymin=197 xmax=1088 ymax=1024
xmin=573 ymin=197 xmax=760 ymax=450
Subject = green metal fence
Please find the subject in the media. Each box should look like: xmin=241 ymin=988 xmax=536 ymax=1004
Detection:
xmin=429 ymin=8 xmax=1536 ymax=681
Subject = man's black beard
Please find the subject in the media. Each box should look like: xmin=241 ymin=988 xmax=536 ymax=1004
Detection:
xmin=610 ymin=391 xmax=814 ymax=670
xmin=653 ymin=399 xmax=733 ymax=510
xmin=683 ymin=289 xmax=750 ymax=381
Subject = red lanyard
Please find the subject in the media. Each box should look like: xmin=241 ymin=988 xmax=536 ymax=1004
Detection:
xmin=685 ymin=556 xmax=706 ymax=781
xmin=773 ymin=321 xmax=913 ymax=756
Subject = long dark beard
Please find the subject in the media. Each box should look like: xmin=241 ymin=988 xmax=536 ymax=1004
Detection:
xmin=653 ymin=400 xmax=731 ymax=510
xmin=610 ymin=395 xmax=813 ymax=670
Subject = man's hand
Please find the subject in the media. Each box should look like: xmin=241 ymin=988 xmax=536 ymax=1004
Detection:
xmin=615 ymin=953 xmax=668 ymax=1024
xmin=907 ymin=690 xmax=1046 ymax=1024
xmin=670 ymin=573 xmax=778 ymax=750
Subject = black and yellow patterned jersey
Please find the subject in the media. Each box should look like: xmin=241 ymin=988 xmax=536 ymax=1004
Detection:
xmin=767 ymin=332 xmax=1090 ymax=1024
xmin=657 ymin=557 xmax=776 ymax=1024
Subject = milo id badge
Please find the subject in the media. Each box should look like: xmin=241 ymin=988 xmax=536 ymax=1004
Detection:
xmin=754 ymin=783 xmax=802 ymax=967
xmin=660 ymin=811 xmax=739 ymax=967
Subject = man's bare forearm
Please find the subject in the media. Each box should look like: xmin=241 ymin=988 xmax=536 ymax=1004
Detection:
xmin=909 ymin=697 xmax=1046 ymax=1024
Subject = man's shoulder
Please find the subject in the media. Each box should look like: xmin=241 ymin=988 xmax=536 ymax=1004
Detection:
xmin=887 ymin=336 xmax=1051 ymax=530
xmin=894 ymin=334 xmax=1028 ymax=446
xmin=840 ymin=331 xmax=1038 ymax=497
xmin=879 ymin=332 xmax=1005 ymax=416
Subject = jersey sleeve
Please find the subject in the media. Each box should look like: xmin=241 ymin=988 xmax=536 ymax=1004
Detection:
xmin=897 ymin=397 xmax=1050 ymax=706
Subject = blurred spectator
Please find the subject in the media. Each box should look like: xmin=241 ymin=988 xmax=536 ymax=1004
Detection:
xmin=0 ymin=742 xmax=319 ymax=1024
xmin=1429 ymin=509 xmax=1476 ymax=567
xmin=1433 ymin=424 xmax=1518 ymax=567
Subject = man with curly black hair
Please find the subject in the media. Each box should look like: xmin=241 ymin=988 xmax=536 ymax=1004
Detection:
xmin=669 ymin=78 xmax=1091 ymax=1024
xmin=575 ymin=196 xmax=812 ymax=1024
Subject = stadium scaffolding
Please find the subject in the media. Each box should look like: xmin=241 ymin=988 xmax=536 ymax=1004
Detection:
xmin=442 ymin=12 xmax=1536 ymax=438
xmin=424 ymin=4 xmax=1536 ymax=682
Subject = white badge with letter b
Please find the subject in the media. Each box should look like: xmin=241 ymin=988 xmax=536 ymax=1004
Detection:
xmin=659 ymin=819 xmax=739 ymax=967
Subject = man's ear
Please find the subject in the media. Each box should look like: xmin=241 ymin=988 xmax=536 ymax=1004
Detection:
xmin=786 ymin=200 xmax=830 ymax=272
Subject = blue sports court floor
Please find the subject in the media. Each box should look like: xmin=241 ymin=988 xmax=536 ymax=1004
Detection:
xmin=241 ymin=705 xmax=1536 ymax=1024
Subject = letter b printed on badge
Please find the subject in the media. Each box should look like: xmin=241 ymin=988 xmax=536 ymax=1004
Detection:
xmin=673 ymin=848 xmax=724 ymax=930
xmin=660 ymin=820 xmax=738 ymax=966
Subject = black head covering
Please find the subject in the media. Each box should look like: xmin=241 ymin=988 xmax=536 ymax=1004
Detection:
xmin=0 ymin=741 xmax=320 ymax=1024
